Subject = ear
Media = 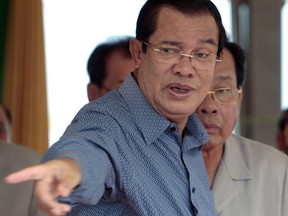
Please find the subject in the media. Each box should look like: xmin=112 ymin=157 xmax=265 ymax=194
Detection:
xmin=87 ymin=82 xmax=101 ymax=102
xmin=130 ymin=39 xmax=142 ymax=68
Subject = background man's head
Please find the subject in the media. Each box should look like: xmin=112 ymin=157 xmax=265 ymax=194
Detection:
xmin=196 ymin=42 xmax=246 ymax=149
xmin=87 ymin=36 xmax=134 ymax=101
xmin=276 ymin=108 xmax=288 ymax=154
xmin=0 ymin=102 xmax=12 ymax=143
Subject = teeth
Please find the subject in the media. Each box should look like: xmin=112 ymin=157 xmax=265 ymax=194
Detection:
xmin=172 ymin=87 xmax=188 ymax=92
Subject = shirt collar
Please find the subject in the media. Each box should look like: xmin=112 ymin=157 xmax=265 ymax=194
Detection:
xmin=119 ymin=74 xmax=170 ymax=145
xmin=184 ymin=114 xmax=209 ymax=151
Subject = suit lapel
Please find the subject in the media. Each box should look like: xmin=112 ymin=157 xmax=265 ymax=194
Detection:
xmin=212 ymin=135 xmax=251 ymax=213
xmin=212 ymin=159 xmax=238 ymax=213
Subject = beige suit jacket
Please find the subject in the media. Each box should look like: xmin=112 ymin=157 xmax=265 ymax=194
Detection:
xmin=0 ymin=141 xmax=47 ymax=216
xmin=212 ymin=134 xmax=288 ymax=216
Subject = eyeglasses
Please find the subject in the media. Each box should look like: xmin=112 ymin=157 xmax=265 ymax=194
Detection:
xmin=143 ymin=41 xmax=221 ymax=71
xmin=207 ymin=88 xmax=242 ymax=104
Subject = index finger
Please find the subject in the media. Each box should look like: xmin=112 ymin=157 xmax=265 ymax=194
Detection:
xmin=5 ymin=164 xmax=46 ymax=184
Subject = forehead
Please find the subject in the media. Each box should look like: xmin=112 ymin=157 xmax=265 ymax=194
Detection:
xmin=212 ymin=49 xmax=237 ymax=86
xmin=152 ymin=7 xmax=219 ymax=46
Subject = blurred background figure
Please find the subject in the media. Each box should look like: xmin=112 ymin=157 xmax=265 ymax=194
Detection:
xmin=0 ymin=140 xmax=47 ymax=215
xmin=87 ymin=35 xmax=134 ymax=101
xmin=276 ymin=108 xmax=288 ymax=154
xmin=0 ymin=101 xmax=13 ymax=143
xmin=197 ymin=42 xmax=287 ymax=215
xmin=0 ymin=101 xmax=47 ymax=215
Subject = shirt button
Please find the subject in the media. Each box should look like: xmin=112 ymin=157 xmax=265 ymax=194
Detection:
xmin=192 ymin=187 xmax=196 ymax=193
xmin=170 ymin=127 xmax=176 ymax=133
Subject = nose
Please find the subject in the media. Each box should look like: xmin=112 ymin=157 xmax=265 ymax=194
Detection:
xmin=172 ymin=55 xmax=195 ymax=78
xmin=196 ymin=94 xmax=218 ymax=115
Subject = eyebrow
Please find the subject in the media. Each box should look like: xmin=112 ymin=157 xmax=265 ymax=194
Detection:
xmin=215 ymin=75 xmax=233 ymax=83
xmin=159 ymin=38 xmax=218 ymax=48
xmin=199 ymin=38 xmax=218 ymax=47
xmin=159 ymin=41 xmax=184 ymax=46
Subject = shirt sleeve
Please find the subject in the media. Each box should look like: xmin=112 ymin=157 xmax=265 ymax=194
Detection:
xmin=42 ymin=135 xmax=118 ymax=206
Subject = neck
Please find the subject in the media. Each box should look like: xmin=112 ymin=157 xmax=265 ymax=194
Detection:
xmin=202 ymin=143 xmax=224 ymax=188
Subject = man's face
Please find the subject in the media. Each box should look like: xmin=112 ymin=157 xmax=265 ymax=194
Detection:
xmin=88 ymin=50 xmax=134 ymax=101
xmin=196 ymin=48 xmax=242 ymax=151
xmin=0 ymin=105 xmax=12 ymax=143
xmin=132 ymin=7 xmax=219 ymax=129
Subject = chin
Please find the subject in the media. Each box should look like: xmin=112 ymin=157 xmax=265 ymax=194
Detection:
xmin=206 ymin=135 xmax=222 ymax=146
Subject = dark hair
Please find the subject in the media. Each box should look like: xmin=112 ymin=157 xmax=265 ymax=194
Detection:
xmin=225 ymin=42 xmax=247 ymax=88
xmin=278 ymin=108 xmax=288 ymax=131
xmin=87 ymin=35 xmax=133 ymax=88
xmin=136 ymin=0 xmax=227 ymax=55
xmin=0 ymin=101 xmax=12 ymax=125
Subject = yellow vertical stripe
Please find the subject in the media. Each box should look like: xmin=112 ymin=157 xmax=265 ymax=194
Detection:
xmin=3 ymin=0 xmax=48 ymax=154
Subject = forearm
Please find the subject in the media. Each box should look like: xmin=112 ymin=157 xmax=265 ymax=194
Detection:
xmin=43 ymin=137 xmax=117 ymax=205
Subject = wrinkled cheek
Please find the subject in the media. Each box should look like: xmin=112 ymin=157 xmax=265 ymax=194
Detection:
xmin=137 ymin=69 xmax=156 ymax=98
xmin=201 ymin=71 xmax=213 ymax=91
xmin=206 ymin=72 xmax=214 ymax=87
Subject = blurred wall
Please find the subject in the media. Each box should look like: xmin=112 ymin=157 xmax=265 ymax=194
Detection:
xmin=233 ymin=0 xmax=283 ymax=146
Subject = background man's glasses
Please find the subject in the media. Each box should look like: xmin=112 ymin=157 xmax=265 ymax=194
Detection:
xmin=143 ymin=41 xmax=221 ymax=71
xmin=207 ymin=88 xmax=242 ymax=104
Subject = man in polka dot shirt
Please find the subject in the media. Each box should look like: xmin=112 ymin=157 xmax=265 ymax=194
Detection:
xmin=6 ymin=0 xmax=227 ymax=215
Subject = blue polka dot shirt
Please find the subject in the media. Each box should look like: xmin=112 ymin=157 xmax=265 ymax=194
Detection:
xmin=43 ymin=74 xmax=217 ymax=215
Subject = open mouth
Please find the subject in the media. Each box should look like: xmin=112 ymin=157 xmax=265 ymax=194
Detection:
xmin=171 ymin=86 xmax=189 ymax=93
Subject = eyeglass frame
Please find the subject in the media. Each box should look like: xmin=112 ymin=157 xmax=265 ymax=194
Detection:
xmin=142 ymin=41 xmax=221 ymax=70
xmin=207 ymin=87 xmax=242 ymax=104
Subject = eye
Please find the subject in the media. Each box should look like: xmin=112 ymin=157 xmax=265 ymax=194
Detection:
xmin=159 ymin=47 xmax=181 ymax=55
xmin=215 ymin=88 xmax=231 ymax=95
xmin=193 ymin=52 xmax=211 ymax=59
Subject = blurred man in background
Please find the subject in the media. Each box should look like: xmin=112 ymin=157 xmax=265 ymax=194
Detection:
xmin=0 ymin=101 xmax=12 ymax=143
xmin=276 ymin=108 xmax=288 ymax=154
xmin=0 ymin=101 xmax=47 ymax=215
xmin=87 ymin=36 xmax=134 ymax=101
xmin=197 ymin=42 xmax=288 ymax=215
